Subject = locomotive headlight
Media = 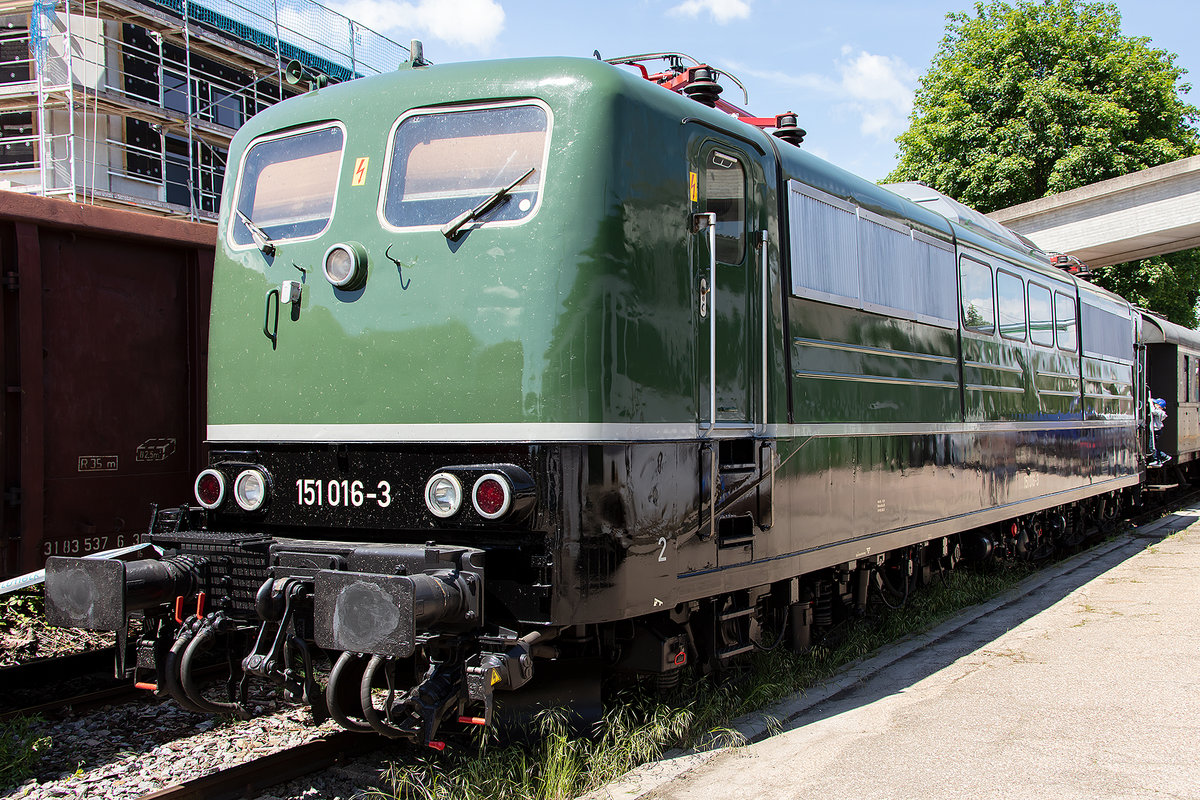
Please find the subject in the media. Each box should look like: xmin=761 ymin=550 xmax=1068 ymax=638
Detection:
xmin=323 ymin=242 xmax=368 ymax=290
xmin=234 ymin=469 xmax=268 ymax=511
xmin=195 ymin=469 xmax=226 ymax=510
xmin=425 ymin=472 xmax=463 ymax=518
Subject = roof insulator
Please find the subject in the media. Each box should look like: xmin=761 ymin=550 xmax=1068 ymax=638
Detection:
xmin=772 ymin=112 xmax=806 ymax=146
xmin=682 ymin=66 xmax=723 ymax=107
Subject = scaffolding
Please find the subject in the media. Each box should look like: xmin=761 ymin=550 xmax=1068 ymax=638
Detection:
xmin=0 ymin=0 xmax=408 ymax=220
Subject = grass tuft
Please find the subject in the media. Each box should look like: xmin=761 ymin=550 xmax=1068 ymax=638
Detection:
xmin=366 ymin=564 xmax=1032 ymax=800
xmin=0 ymin=716 xmax=50 ymax=790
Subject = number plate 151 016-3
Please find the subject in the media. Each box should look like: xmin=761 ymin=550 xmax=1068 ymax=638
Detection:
xmin=296 ymin=478 xmax=392 ymax=508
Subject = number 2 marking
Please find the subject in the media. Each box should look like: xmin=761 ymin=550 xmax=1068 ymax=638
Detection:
xmin=658 ymin=536 xmax=668 ymax=562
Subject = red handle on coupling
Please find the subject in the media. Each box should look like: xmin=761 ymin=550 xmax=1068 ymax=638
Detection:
xmin=458 ymin=716 xmax=487 ymax=726
xmin=174 ymin=592 xmax=207 ymax=624
xmin=134 ymin=681 xmax=158 ymax=691
xmin=427 ymin=740 xmax=446 ymax=751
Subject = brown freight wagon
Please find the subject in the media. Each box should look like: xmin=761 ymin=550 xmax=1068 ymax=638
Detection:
xmin=0 ymin=192 xmax=213 ymax=576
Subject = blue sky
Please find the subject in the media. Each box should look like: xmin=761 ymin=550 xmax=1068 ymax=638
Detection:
xmin=325 ymin=0 xmax=1200 ymax=183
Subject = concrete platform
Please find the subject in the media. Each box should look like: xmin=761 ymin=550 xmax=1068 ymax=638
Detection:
xmin=591 ymin=509 xmax=1200 ymax=800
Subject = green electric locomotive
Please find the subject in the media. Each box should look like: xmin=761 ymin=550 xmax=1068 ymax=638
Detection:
xmin=44 ymin=50 xmax=1142 ymax=745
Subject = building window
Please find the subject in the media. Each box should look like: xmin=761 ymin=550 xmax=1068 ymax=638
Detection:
xmin=209 ymin=87 xmax=243 ymax=129
xmin=165 ymin=134 xmax=190 ymax=207
xmin=163 ymin=69 xmax=190 ymax=115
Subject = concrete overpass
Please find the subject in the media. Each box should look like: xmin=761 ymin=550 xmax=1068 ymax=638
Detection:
xmin=988 ymin=155 xmax=1200 ymax=267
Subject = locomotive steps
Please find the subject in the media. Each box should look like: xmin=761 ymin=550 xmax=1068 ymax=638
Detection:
xmin=591 ymin=508 xmax=1199 ymax=800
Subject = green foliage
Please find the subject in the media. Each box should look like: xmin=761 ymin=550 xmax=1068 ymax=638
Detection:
xmin=0 ymin=591 xmax=44 ymax=628
xmin=1091 ymin=250 xmax=1200 ymax=327
xmin=366 ymin=565 xmax=1030 ymax=800
xmin=887 ymin=0 xmax=1200 ymax=324
xmin=0 ymin=716 xmax=50 ymax=789
xmin=888 ymin=0 xmax=1199 ymax=212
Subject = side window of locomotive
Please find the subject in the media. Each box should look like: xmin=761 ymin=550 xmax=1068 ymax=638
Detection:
xmin=231 ymin=124 xmax=344 ymax=247
xmin=382 ymin=103 xmax=548 ymax=229
xmin=996 ymin=270 xmax=1026 ymax=341
xmin=960 ymin=257 xmax=995 ymax=334
xmin=1027 ymin=282 xmax=1054 ymax=347
xmin=705 ymin=150 xmax=745 ymax=264
xmin=1054 ymin=291 xmax=1078 ymax=351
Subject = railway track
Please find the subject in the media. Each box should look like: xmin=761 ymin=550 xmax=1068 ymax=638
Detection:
xmin=100 ymin=488 xmax=1198 ymax=800
xmin=135 ymin=731 xmax=386 ymax=800
xmin=0 ymin=648 xmax=134 ymax=721
xmin=0 ymin=647 xmax=229 ymax=722
xmin=4 ymin=486 xmax=1191 ymax=800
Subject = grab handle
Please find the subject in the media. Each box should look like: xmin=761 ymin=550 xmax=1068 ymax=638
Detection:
xmin=263 ymin=288 xmax=280 ymax=350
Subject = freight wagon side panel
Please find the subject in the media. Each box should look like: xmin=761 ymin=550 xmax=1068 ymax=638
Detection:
xmin=0 ymin=196 xmax=213 ymax=576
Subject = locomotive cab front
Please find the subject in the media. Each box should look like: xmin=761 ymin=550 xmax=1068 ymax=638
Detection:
xmin=46 ymin=54 xmax=756 ymax=743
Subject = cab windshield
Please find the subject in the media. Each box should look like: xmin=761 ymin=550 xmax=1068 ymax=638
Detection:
xmin=232 ymin=124 xmax=344 ymax=247
xmin=382 ymin=104 xmax=548 ymax=229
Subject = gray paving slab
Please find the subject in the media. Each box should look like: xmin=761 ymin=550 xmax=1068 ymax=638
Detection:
xmin=589 ymin=509 xmax=1200 ymax=800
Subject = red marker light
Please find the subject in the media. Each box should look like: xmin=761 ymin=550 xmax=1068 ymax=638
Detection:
xmin=194 ymin=469 xmax=226 ymax=509
xmin=472 ymin=473 xmax=512 ymax=519
xmin=475 ymin=480 xmax=505 ymax=514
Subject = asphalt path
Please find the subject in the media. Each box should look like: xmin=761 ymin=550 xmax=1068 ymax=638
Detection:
xmin=588 ymin=508 xmax=1200 ymax=800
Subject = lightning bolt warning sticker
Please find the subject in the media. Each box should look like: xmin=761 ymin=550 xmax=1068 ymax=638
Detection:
xmin=352 ymin=157 xmax=369 ymax=186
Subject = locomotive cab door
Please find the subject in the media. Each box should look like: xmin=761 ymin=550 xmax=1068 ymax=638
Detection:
xmin=691 ymin=140 xmax=759 ymax=433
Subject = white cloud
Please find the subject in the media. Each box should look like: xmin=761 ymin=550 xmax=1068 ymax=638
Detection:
xmin=735 ymin=49 xmax=914 ymax=142
xmin=835 ymin=48 xmax=916 ymax=140
xmin=329 ymin=0 xmax=505 ymax=50
xmin=668 ymin=0 xmax=751 ymax=25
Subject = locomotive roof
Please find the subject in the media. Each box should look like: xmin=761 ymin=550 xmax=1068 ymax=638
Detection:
xmin=230 ymin=55 xmax=1122 ymax=307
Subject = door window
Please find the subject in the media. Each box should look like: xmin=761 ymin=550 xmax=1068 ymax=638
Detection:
xmin=705 ymin=150 xmax=745 ymax=264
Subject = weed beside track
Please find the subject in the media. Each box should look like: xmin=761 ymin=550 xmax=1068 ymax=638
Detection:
xmin=367 ymin=563 xmax=1033 ymax=800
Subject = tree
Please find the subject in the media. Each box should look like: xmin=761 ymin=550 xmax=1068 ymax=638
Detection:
xmin=1091 ymin=251 xmax=1200 ymax=328
xmin=889 ymin=0 xmax=1198 ymax=211
xmin=886 ymin=0 xmax=1200 ymax=325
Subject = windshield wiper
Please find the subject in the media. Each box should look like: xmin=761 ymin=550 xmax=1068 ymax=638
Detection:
xmin=441 ymin=167 xmax=535 ymax=240
xmin=237 ymin=209 xmax=277 ymax=256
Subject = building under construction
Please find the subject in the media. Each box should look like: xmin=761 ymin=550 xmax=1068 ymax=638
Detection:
xmin=0 ymin=0 xmax=407 ymax=220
